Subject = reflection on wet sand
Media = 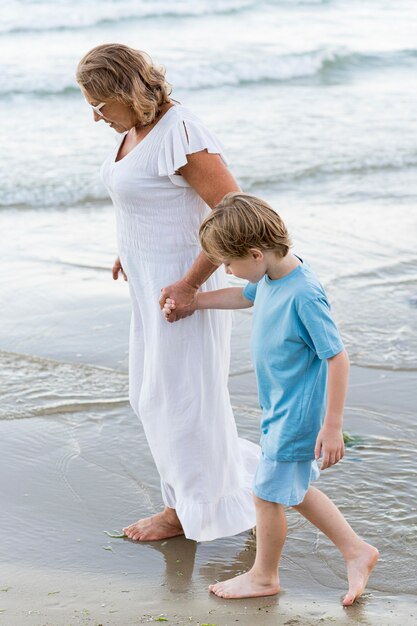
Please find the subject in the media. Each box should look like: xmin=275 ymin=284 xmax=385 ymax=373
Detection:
xmin=146 ymin=535 xmax=197 ymax=593
xmin=125 ymin=528 xmax=256 ymax=595
xmin=199 ymin=533 xmax=256 ymax=584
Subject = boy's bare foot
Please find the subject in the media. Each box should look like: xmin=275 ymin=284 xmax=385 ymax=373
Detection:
xmin=343 ymin=543 xmax=379 ymax=606
xmin=123 ymin=508 xmax=184 ymax=541
xmin=209 ymin=571 xmax=280 ymax=599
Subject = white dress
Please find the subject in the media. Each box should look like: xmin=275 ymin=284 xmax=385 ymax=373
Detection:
xmin=101 ymin=104 xmax=259 ymax=541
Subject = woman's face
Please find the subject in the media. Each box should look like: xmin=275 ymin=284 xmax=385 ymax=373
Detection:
xmin=83 ymin=91 xmax=136 ymax=133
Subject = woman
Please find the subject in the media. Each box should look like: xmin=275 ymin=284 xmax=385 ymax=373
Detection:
xmin=76 ymin=43 xmax=259 ymax=542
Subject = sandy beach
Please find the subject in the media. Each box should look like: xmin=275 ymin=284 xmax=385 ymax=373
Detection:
xmin=1 ymin=209 xmax=417 ymax=625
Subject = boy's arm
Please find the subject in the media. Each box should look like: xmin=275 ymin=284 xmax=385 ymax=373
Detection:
xmin=315 ymin=349 xmax=350 ymax=470
xmin=197 ymin=287 xmax=253 ymax=310
xmin=163 ymin=287 xmax=252 ymax=319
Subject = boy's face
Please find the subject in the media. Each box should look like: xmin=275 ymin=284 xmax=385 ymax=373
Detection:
xmin=223 ymin=250 xmax=267 ymax=283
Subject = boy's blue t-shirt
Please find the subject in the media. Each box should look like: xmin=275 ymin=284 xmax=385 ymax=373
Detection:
xmin=243 ymin=260 xmax=344 ymax=462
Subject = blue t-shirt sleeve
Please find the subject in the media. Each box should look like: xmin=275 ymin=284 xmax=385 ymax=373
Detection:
xmin=298 ymin=297 xmax=344 ymax=360
xmin=243 ymin=281 xmax=258 ymax=302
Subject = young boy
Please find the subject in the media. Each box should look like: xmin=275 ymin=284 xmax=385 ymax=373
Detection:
xmin=163 ymin=193 xmax=379 ymax=605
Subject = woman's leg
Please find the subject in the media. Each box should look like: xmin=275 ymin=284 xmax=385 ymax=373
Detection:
xmin=209 ymin=495 xmax=285 ymax=598
xmin=293 ymin=486 xmax=379 ymax=605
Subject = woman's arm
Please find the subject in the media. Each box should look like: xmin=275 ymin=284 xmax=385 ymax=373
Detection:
xmin=314 ymin=349 xmax=350 ymax=470
xmin=159 ymin=151 xmax=240 ymax=322
xmin=163 ymin=288 xmax=253 ymax=320
xmin=180 ymin=151 xmax=240 ymax=208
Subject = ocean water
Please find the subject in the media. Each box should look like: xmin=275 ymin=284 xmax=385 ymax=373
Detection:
xmin=1 ymin=1 xmax=417 ymax=612
xmin=2 ymin=0 xmax=417 ymax=371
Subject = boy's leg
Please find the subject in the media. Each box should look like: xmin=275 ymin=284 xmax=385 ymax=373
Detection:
xmin=293 ymin=486 xmax=379 ymax=605
xmin=209 ymin=495 xmax=285 ymax=598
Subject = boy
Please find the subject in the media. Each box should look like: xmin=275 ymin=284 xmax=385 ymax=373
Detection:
xmin=163 ymin=193 xmax=378 ymax=605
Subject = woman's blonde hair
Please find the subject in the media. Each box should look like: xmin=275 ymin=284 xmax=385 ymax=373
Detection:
xmin=200 ymin=193 xmax=291 ymax=263
xmin=76 ymin=43 xmax=172 ymax=127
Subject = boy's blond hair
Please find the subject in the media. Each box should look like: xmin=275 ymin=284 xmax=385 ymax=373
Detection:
xmin=200 ymin=193 xmax=291 ymax=263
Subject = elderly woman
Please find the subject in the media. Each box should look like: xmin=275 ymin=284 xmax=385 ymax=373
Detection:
xmin=76 ymin=44 xmax=258 ymax=542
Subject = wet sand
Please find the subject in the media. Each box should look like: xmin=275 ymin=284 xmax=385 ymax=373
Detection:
xmin=1 ymin=355 xmax=417 ymax=625
xmin=1 ymin=209 xmax=417 ymax=625
xmin=1 ymin=563 xmax=416 ymax=626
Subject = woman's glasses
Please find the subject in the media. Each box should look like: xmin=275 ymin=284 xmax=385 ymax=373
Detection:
xmin=85 ymin=99 xmax=106 ymax=117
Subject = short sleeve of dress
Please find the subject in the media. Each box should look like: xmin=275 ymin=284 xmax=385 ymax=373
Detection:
xmin=157 ymin=114 xmax=227 ymax=187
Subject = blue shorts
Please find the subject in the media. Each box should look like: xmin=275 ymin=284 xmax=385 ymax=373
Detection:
xmin=253 ymin=453 xmax=320 ymax=506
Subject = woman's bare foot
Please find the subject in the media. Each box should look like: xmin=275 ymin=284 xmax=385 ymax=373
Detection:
xmin=123 ymin=507 xmax=184 ymax=541
xmin=342 ymin=543 xmax=379 ymax=606
xmin=209 ymin=570 xmax=280 ymax=599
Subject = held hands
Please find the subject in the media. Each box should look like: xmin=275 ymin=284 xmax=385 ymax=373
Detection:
xmin=314 ymin=424 xmax=345 ymax=470
xmin=112 ymin=257 xmax=128 ymax=281
xmin=159 ymin=280 xmax=197 ymax=323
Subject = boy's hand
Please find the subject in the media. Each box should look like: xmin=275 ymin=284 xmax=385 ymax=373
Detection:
xmin=314 ymin=424 xmax=345 ymax=470
xmin=163 ymin=298 xmax=176 ymax=321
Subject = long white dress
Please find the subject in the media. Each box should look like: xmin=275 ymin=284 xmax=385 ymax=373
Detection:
xmin=101 ymin=104 xmax=259 ymax=541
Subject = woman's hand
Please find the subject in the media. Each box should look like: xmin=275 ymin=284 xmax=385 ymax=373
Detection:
xmin=112 ymin=256 xmax=128 ymax=281
xmin=159 ymin=280 xmax=197 ymax=322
